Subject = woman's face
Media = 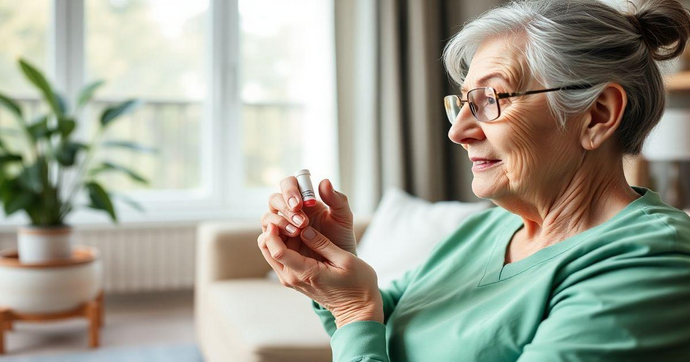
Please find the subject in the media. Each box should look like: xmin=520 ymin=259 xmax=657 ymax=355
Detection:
xmin=448 ymin=36 xmax=584 ymax=205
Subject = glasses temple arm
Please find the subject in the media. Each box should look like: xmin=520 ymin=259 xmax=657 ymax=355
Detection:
xmin=496 ymin=84 xmax=594 ymax=99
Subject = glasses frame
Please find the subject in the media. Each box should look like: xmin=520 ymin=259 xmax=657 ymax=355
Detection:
xmin=444 ymin=83 xmax=594 ymax=124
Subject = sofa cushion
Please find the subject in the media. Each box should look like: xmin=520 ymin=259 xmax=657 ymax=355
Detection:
xmin=206 ymin=279 xmax=331 ymax=361
xmin=356 ymin=188 xmax=491 ymax=289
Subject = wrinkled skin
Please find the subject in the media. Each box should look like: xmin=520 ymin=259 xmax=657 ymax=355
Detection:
xmin=448 ymin=35 xmax=639 ymax=262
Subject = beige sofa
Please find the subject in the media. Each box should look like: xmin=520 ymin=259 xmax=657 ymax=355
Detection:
xmin=194 ymin=217 xmax=371 ymax=362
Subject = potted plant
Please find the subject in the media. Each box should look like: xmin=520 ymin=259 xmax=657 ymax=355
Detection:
xmin=0 ymin=58 xmax=153 ymax=263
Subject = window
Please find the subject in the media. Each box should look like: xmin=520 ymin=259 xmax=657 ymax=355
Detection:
xmin=239 ymin=0 xmax=338 ymax=190
xmin=85 ymin=0 xmax=208 ymax=192
xmin=0 ymin=0 xmax=337 ymax=224
xmin=0 ymin=1 xmax=50 ymax=95
xmin=0 ymin=1 xmax=51 ymax=153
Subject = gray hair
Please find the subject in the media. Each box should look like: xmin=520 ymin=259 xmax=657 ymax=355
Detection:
xmin=443 ymin=0 xmax=690 ymax=155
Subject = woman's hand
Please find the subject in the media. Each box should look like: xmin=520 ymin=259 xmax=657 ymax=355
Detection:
xmin=257 ymin=223 xmax=383 ymax=328
xmin=261 ymin=177 xmax=357 ymax=255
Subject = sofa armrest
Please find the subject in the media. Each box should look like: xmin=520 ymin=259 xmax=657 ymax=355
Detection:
xmin=196 ymin=221 xmax=269 ymax=288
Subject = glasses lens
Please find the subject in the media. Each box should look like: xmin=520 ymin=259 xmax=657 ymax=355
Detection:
xmin=468 ymin=88 xmax=499 ymax=122
xmin=443 ymin=95 xmax=461 ymax=125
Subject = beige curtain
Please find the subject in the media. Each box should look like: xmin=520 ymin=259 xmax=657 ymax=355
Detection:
xmin=334 ymin=0 xmax=506 ymax=214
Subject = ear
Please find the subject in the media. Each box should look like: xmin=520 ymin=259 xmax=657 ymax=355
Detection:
xmin=580 ymin=83 xmax=627 ymax=151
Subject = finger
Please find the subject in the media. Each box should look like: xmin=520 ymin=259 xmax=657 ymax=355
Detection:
xmin=265 ymin=223 xmax=314 ymax=273
xmin=257 ymin=231 xmax=285 ymax=270
xmin=280 ymin=176 xmax=303 ymax=212
xmin=317 ymin=179 xmax=353 ymax=222
xmin=258 ymin=234 xmax=288 ymax=286
xmin=299 ymin=226 xmax=348 ymax=265
xmin=261 ymin=212 xmax=300 ymax=237
xmin=268 ymin=193 xmax=309 ymax=228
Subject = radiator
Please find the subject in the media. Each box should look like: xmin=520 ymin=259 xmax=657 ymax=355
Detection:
xmin=0 ymin=226 xmax=197 ymax=293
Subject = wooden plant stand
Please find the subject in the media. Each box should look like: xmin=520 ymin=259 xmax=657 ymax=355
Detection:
xmin=0 ymin=247 xmax=104 ymax=355
xmin=0 ymin=291 xmax=103 ymax=354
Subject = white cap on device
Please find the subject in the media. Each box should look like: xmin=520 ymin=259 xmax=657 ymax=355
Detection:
xmin=295 ymin=169 xmax=316 ymax=207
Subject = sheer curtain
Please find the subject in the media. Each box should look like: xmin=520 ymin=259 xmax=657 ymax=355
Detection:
xmin=334 ymin=0 xmax=506 ymax=215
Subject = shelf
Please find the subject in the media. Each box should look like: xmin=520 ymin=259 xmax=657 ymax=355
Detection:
xmin=665 ymin=71 xmax=690 ymax=92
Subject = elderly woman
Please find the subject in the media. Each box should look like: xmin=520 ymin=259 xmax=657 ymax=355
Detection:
xmin=257 ymin=0 xmax=690 ymax=360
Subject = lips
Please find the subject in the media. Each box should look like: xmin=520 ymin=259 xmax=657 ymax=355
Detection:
xmin=470 ymin=157 xmax=501 ymax=171
xmin=470 ymin=157 xmax=501 ymax=163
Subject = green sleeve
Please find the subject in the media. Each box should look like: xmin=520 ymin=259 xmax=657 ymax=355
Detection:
xmin=518 ymin=253 xmax=690 ymax=361
xmin=311 ymin=265 xmax=419 ymax=361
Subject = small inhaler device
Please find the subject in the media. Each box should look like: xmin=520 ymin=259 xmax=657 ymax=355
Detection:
xmin=295 ymin=169 xmax=317 ymax=207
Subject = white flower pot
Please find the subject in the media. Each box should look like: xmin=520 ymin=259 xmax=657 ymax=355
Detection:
xmin=0 ymin=246 xmax=103 ymax=314
xmin=17 ymin=225 xmax=73 ymax=264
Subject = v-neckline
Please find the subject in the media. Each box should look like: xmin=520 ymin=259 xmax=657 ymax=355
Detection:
xmin=477 ymin=186 xmax=650 ymax=287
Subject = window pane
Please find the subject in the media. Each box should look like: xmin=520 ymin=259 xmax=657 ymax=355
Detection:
xmin=239 ymin=0 xmax=337 ymax=188
xmin=0 ymin=1 xmax=50 ymax=157
xmin=0 ymin=0 xmax=50 ymax=96
xmin=85 ymin=0 xmax=208 ymax=192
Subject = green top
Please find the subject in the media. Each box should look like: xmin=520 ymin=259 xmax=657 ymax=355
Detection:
xmin=312 ymin=187 xmax=690 ymax=361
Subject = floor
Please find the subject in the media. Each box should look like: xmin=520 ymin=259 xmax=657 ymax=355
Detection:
xmin=0 ymin=290 xmax=196 ymax=359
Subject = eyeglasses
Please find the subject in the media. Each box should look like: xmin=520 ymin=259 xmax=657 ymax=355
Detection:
xmin=443 ymin=84 xmax=594 ymax=124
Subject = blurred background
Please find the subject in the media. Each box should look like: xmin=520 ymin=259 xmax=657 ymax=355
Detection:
xmin=0 ymin=0 xmax=338 ymax=225
xmin=0 ymin=0 xmax=688 ymax=361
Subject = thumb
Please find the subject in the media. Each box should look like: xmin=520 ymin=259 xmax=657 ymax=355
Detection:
xmin=318 ymin=179 xmax=353 ymax=221
xmin=300 ymin=226 xmax=348 ymax=264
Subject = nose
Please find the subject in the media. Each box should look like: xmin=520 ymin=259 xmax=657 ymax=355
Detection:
xmin=447 ymin=103 xmax=486 ymax=147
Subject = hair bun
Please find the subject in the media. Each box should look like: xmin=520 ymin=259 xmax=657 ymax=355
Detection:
xmin=629 ymin=0 xmax=690 ymax=61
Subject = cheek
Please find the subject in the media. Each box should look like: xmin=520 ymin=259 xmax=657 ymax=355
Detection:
xmin=496 ymin=109 xmax=547 ymax=181
xmin=498 ymin=109 xmax=580 ymax=188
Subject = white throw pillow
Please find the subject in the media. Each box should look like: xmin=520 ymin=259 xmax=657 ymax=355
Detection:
xmin=356 ymin=188 xmax=491 ymax=289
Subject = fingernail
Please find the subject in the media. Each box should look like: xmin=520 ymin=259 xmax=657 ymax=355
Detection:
xmin=285 ymin=224 xmax=297 ymax=234
xmin=303 ymin=227 xmax=316 ymax=240
xmin=292 ymin=215 xmax=304 ymax=225
xmin=289 ymin=197 xmax=298 ymax=209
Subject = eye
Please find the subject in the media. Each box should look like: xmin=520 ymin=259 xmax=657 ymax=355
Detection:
xmin=491 ymin=91 xmax=511 ymax=107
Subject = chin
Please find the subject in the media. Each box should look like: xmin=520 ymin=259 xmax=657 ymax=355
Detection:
xmin=471 ymin=176 xmax=509 ymax=201
xmin=471 ymin=181 xmax=496 ymax=200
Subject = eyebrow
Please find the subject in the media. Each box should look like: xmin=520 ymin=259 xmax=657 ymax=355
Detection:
xmin=461 ymin=73 xmax=508 ymax=94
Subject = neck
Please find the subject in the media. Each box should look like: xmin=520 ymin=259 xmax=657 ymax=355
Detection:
xmin=496 ymin=155 xmax=640 ymax=249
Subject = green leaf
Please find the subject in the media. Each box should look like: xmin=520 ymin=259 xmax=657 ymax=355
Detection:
xmin=102 ymin=140 xmax=157 ymax=154
xmin=0 ymin=178 xmax=37 ymax=217
xmin=0 ymin=178 xmax=16 ymax=202
xmin=57 ymin=117 xmax=76 ymax=138
xmin=55 ymin=92 xmax=68 ymax=115
xmin=0 ymin=154 xmax=22 ymax=164
xmin=0 ymin=136 xmax=8 ymax=152
xmin=76 ymin=80 xmax=105 ymax=111
xmin=86 ymin=181 xmax=117 ymax=222
xmin=4 ymin=192 xmax=35 ymax=216
xmin=27 ymin=116 xmax=51 ymax=140
xmin=89 ymin=161 xmax=148 ymax=184
xmin=100 ymin=99 xmax=142 ymax=127
xmin=18 ymin=161 xmax=43 ymax=193
xmin=18 ymin=59 xmax=62 ymax=117
xmin=0 ymin=93 xmax=23 ymax=119
xmin=55 ymin=142 xmax=88 ymax=166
